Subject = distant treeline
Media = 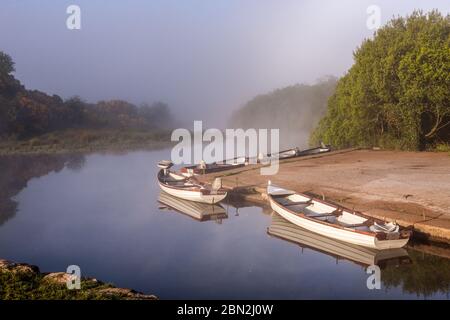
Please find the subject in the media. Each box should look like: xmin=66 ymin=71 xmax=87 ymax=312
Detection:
xmin=0 ymin=52 xmax=174 ymax=138
xmin=311 ymin=10 xmax=449 ymax=150
xmin=229 ymin=77 xmax=337 ymax=149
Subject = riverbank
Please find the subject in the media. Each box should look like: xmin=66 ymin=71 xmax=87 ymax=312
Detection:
xmin=198 ymin=149 xmax=450 ymax=244
xmin=0 ymin=259 xmax=157 ymax=300
xmin=0 ymin=129 xmax=172 ymax=155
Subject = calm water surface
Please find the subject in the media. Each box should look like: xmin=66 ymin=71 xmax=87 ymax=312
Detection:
xmin=0 ymin=149 xmax=449 ymax=299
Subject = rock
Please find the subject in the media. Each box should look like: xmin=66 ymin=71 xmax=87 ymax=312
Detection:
xmin=42 ymin=272 xmax=75 ymax=285
xmin=0 ymin=259 xmax=39 ymax=274
xmin=0 ymin=259 xmax=12 ymax=268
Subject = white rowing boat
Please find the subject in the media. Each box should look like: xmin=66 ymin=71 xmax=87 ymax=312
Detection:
xmin=157 ymin=161 xmax=227 ymax=204
xmin=268 ymin=213 xmax=411 ymax=268
xmin=267 ymin=181 xmax=411 ymax=249
xmin=268 ymin=143 xmax=331 ymax=161
xmin=296 ymin=142 xmax=331 ymax=157
xmin=180 ymin=157 xmax=247 ymax=177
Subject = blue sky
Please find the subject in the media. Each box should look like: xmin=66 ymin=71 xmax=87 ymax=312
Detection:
xmin=0 ymin=0 xmax=448 ymax=126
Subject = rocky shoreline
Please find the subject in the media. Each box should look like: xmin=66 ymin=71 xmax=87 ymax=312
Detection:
xmin=0 ymin=259 xmax=157 ymax=300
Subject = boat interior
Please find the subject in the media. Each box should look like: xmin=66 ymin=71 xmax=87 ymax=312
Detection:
xmin=158 ymin=170 xmax=225 ymax=195
xmin=158 ymin=170 xmax=202 ymax=188
xmin=272 ymin=193 xmax=375 ymax=232
xmin=216 ymin=156 xmax=248 ymax=165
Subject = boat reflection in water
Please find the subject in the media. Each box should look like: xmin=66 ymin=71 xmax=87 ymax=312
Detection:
xmin=268 ymin=213 xmax=411 ymax=269
xmin=158 ymin=191 xmax=228 ymax=223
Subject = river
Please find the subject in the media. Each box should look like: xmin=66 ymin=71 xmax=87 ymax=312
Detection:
xmin=0 ymin=149 xmax=449 ymax=299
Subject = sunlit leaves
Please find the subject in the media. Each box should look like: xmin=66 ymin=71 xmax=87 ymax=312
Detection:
xmin=311 ymin=10 xmax=449 ymax=150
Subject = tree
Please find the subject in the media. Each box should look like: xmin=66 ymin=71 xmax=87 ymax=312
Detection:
xmin=0 ymin=50 xmax=176 ymax=136
xmin=229 ymin=77 xmax=337 ymax=148
xmin=0 ymin=52 xmax=21 ymax=98
xmin=0 ymin=51 xmax=15 ymax=75
xmin=311 ymin=10 xmax=450 ymax=150
xmin=139 ymin=101 xmax=174 ymax=128
xmin=63 ymin=96 xmax=85 ymax=127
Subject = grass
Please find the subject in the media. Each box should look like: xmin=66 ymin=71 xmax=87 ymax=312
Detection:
xmin=0 ymin=128 xmax=173 ymax=155
xmin=434 ymin=143 xmax=450 ymax=153
xmin=0 ymin=270 xmax=117 ymax=300
xmin=0 ymin=265 xmax=158 ymax=300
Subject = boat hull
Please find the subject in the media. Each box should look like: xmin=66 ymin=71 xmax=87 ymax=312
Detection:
xmin=268 ymin=213 xmax=410 ymax=267
xmin=269 ymin=197 xmax=409 ymax=249
xmin=158 ymin=181 xmax=227 ymax=204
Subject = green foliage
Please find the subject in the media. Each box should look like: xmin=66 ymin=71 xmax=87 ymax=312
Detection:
xmin=230 ymin=77 xmax=337 ymax=148
xmin=382 ymin=249 xmax=450 ymax=297
xmin=311 ymin=10 xmax=450 ymax=150
xmin=0 ymin=52 xmax=14 ymax=75
xmin=0 ymin=261 xmax=156 ymax=300
xmin=0 ymin=270 xmax=117 ymax=300
xmin=89 ymin=100 xmax=174 ymax=130
xmin=434 ymin=142 xmax=450 ymax=152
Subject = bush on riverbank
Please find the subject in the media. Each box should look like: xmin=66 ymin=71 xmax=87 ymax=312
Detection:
xmin=229 ymin=77 xmax=337 ymax=149
xmin=434 ymin=143 xmax=450 ymax=153
xmin=310 ymin=10 xmax=450 ymax=151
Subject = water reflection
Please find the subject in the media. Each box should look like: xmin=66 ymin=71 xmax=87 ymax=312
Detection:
xmin=158 ymin=191 xmax=228 ymax=223
xmin=267 ymin=212 xmax=450 ymax=298
xmin=0 ymin=154 xmax=85 ymax=225
xmin=0 ymin=151 xmax=449 ymax=299
xmin=267 ymin=213 xmax=411 ymax=269
xmin=223 ymin=196 xmax=273 ymax=216
xmin=382 ymin=247 xmax=450 ymax=298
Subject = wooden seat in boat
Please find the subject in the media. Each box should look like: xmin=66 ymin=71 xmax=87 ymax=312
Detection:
xmin=307 ymin=212 xmax=340 ymax=219
xmin=337 ymin=219 xmax=374 ymax=228
xmin=330 ymin=208 xmax=344 ymax=215
xmin=284 ymin=199 xmax=313 ymax=207
xmin=306 ymin=207 xmax=343 ymax=218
